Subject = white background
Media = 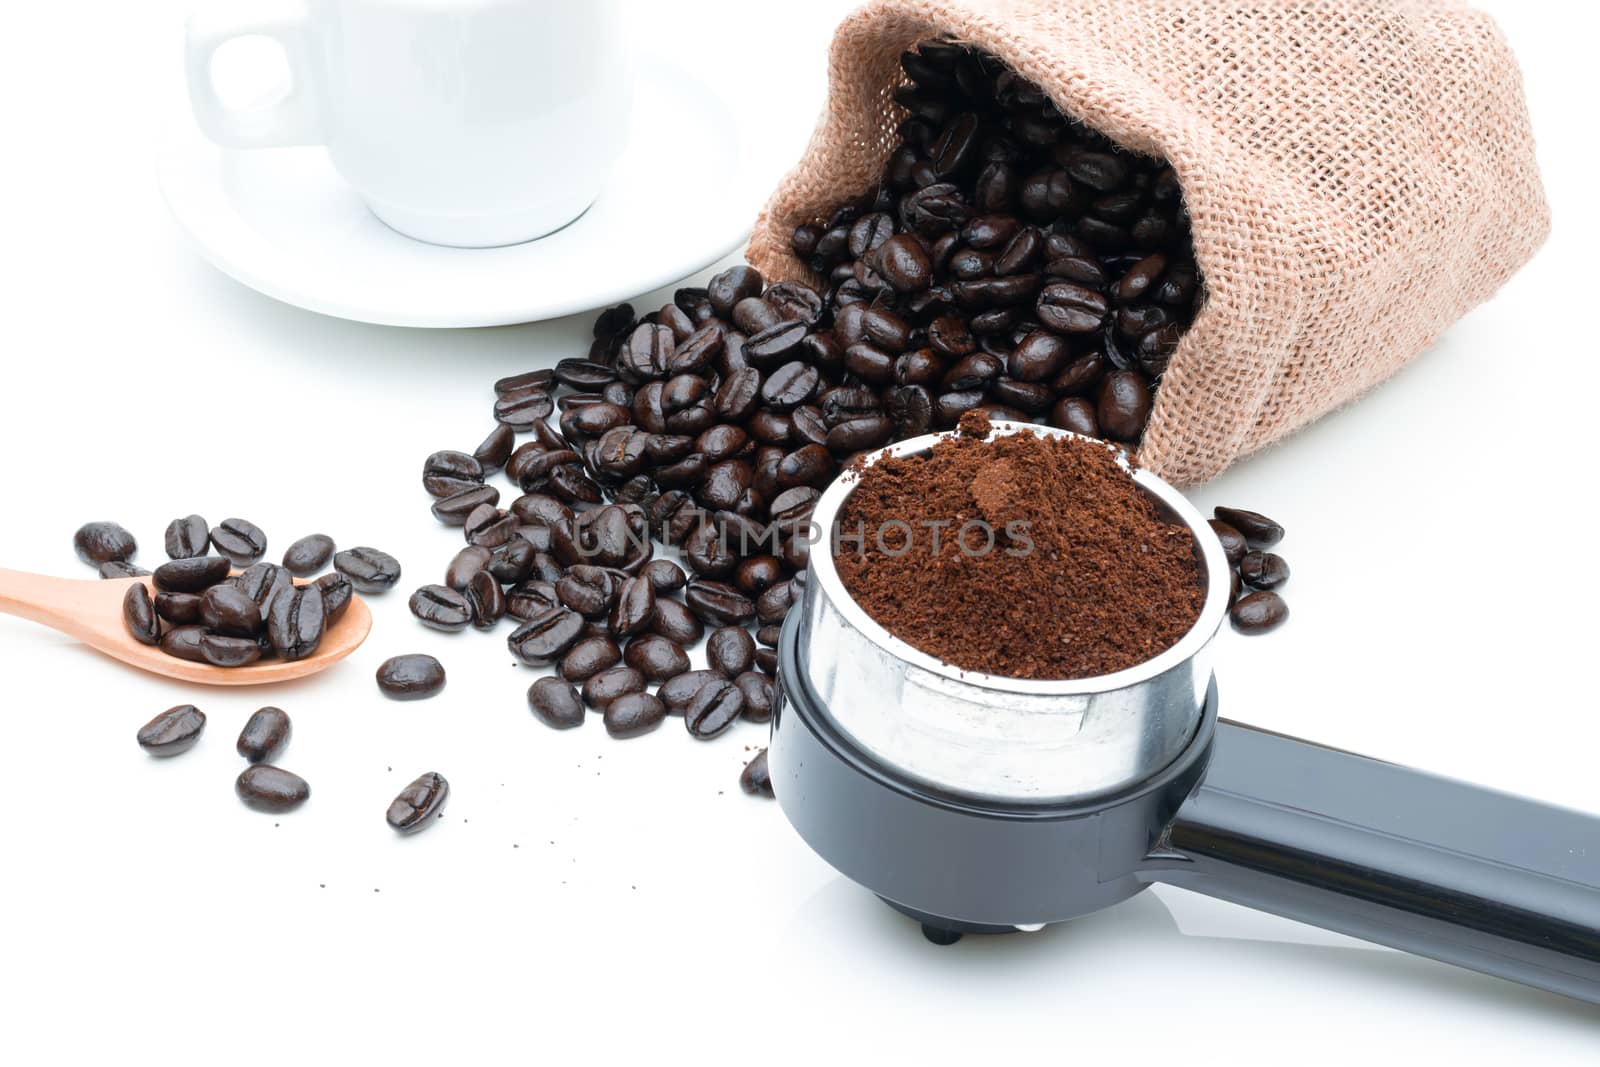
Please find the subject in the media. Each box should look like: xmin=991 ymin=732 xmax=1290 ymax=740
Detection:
xmin=1 ymin=1 xmax=1596 ymax=1062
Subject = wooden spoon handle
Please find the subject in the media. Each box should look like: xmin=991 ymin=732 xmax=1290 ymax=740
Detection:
xmin=0 ymin=567 xmax=120 ymax=637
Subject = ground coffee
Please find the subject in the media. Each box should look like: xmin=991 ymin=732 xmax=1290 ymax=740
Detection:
xmin=834 ymin=412 xmax=1204 ymax=679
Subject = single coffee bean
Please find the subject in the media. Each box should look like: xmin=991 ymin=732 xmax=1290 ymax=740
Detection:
xmin=734 ymin=672 xmax=776 ymax=723
xmin=154 ymin=591 xmax=202 ymax=625
xmin=74 ymin=521 xmax=137 ymax=565
xmin=685 ymin=580 xmax=756 ymax=626
xmin=445 ymin=545 xmax=493 ymax=590
xmin=409 ymin=584 xmax=474 ymax=632
xmin=683 ymin=678 xmax=744 ymax=739
xmin=463 ymin=504 xmax=517 ymax=548
xmin=228 ymin=562 xmax=292 ymax=610
xmin=376 ymin=653 xmax=446 ymax=699
xmin=495 ymin=368 xmax=555 ymax=395
xmin=754 ymin=579 xmax=796 ymax=625
xmin=740 ymin=749 xmax=774 ymax=797
xmin=491 ymin=536 xmax=539 ymax=583
xmin=473 ymin=423 xmax=517 ymax=472
xmin=164 ymin=515 xmax=210 ymax=560
xmin=604 ymin=691 xmax=667 ymax=738
xmin=1097 ymin=370 xmax=1153 ymax=441
xmin=529 ymin=676 xmax=586 ymax=729
xmin=1050 ymin=396 xmax=1100 ymax=436
xmin=581 ymin=666 xmax=646 ymax=709
xmin=465 ymin=570 xmax=506 ymax=630
xmin=387 ymin=772 xmax=450 ymax=833
xmin=754 ymin=647 xmax=778 ymax=674
xmin=557 ymin=566 xmax=620 ymax=619
xmin=1231 ymin=590 xmax=1289 ymax=635
xmin=201 ymin=583 xmax=264 ymax=637
xmin=210 ymin=518 xmax=268 ymax=567
xmin=122 ymin=583 xmax=160 ymax=645
xmin=642 ymin=559 xmax=687 ymax=594
xmin=422 ymin=450 xmax=485 ymax=498
xmin=1238 ymin=550 xmax=1290 ymax=591
xmin=228 ymin=705 xmax=292 ymax=765
xmin=431 ymin=484 xmax=501 ymax=526
xmin=281 ymin=534 xmax=335 ymax=577
xmin=622 ymin=634 xmax=690 ymax=682
xmin=335 ymin=547 xmax=402 ymax=593
xmin=159 ymin=625 xmax=208 ymax=663
xmin=236 ymin=764 xmax=311 ymax=813
xmin=507 ymin=604 xmax=585 ymax=665
xmin=137 ymin=704 xmax=205 ymax=756
xmin=706 ymin=626 xmax=756 ymax=678
xmin=315 ymin=572 xmax=354 ymax=624
xmin=200 ymin=632 xmax=263 ymax=668
xmin=647 ymin=597 xmax=704 ymax=646
xmin=1213 ymin=507 xmax=1285 ymax=548
xmin=657 ymin=669 xmax=721 ymax=714
xmin=1208 ymin=520 xmax=1249 ymax=566
xmin=263 ymin=585 xmax=323 ymax=660
xmin=755 ymin=624 xmax=782 ymax=648
xmin=153 ymin=555 xmax=231 ymax=594
xmin=560 ymin=635 xmax=622 ymax=682
xmin=609 ymin=575 xmax=656 ymax=638
xmin=493 ymin=388 xmax=554 ymax=429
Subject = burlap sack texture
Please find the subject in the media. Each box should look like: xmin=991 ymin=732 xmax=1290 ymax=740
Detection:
xmin=746 ymin=0 xmax=1549 ymax=484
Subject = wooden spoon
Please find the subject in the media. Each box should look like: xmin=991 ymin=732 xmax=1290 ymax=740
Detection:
xmin=0 ymin=567 xmax=372 ymax=686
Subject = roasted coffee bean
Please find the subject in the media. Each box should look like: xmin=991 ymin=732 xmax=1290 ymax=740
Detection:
xmin=465 ymin=571 xmax=506 ymax=630
xmin=237 ymin=706 xmax=291 ymax=763
xmin=1230 ymin=568 xmax=1243 ymax=607
xmin=554 ymin=357 xmax=617 ymax=391
xmin=889 ymin=385 xmax=934 ymax=437
xmin=507 ymin=604 xmax=585 ymax=665
xmin=560 ymin=635 xmax=622 ymax=683
xmin=164 ymin=515 xmax=210 ymax=560
xmin=154 ymin=591 xmax=202 ymax=626
xmin=1008 ymin=330 xmax=1070 ymax=381
xmin=1214 ymin=507 xmax=1285 ymax=548
xmin=463 ymin=504 xmax=517 ymax=548
xmin=547 ymin=463 xmax=604 ymax=506
xmin=122 ymin=583 xmax=160 ymax=645
xmin=315 ymin=572 xmax=354 ymax=624
xmin=445 ymin=544 xmax=493 ymax=590
xmin=754 ymin=647 xmax=778 ymax=674
xmin=1238 ymin=551 xmax=1290 ymax=591
xmin=735 ymin=672 xmax=776 ymax=723
xmin=755 ymin=624 xmax=782 ymax=647
xmin=557 ymin=566 xmax=620 ymax=618
xmin=494 ymin=388 xmax=554 ymax=429
xmin=236 ymin=764 xmax=310 ymax=813
xmin=683 ymin=678 xmax=744 ymax=739
xmin=1208 ymin=520 xmax=1249 ymax=566
xmin=200 ymin=583 xmax=263 ymax=637
xmin=652 ymin=669 xmax=716 ymax=715
xmin=431 ymin=484 xmax=500 ymax=526
xmin=1053 ymin=352 xmax=1106 ymax=395
xmin=280 ymin=534 xmax=335 ymax=577
xmin=777 ymin=444 xmax=834 ymax=488
xmin=685 ymin=580 xmax=755 ymax=626
xmin=376 ymin=654 xmax=446 ymax=699
xmin=138 ymin=704 xmax=206 ymax=755
xmin=744 ymin=319 xmax=808 ymax=367
xmin=604 ymin=692 xmax=666 ymax=738
xmin=1050 ymin=396 xmax=1100 ymax=436
xmin=495 ymin=368 xmax=555 ymax=395
xmin=98 ymin=561 xmax=150 ymax=579
xmin=760 ymin=361 xmax=821 ymax=412
xmin=200 ymin=632 xmax=263 ymax=668
xmin=708 ymin=265 xmax=765 ymax=317
xmin=510 ymin=492 xmax=572 ymax=530
xmin=160 ymin=625 xmax=208 ymax=662
xmin=582 ymin=666 xmax=646 ymax=709
xmin=153 ymin=555 xmax=231 ymax=594
xmin=622 ymin=634 xmax=690 ymax=682
xmin=228 ymin=562 xmax=292 ymax=611
xmin=473 ymin=423 xmax=517 ymax=472
xmin=875 ymin=233 xmax=933 ymax=292
xmin=648 ymin=597 xmax=704 ymax=646
xmin=335 ymin=547 xmax=402 ymax=593
xmin=740 ymin=749 xmax=774 ymax=797
xmin=1231 ymin=590 xmax=1289 ymax=635
xmin=734 ymin=555 xmax=783 ymax=596
xmin=506 ymin=579 xmax=561 ymax=621
xmin=422 ymin=450 xmax=485 ymax=498
xmin=826 ymin=414 xmax=896 ymax=455
xmin=267 ymin=585 xmax=324 ymax=660
xmin=387 ymin=772 xmax=450 ymax=833
xmin=528 ymin=676 xmax=586 ymax=729
xmin=1036 ymin=282 xmax=1109 ymax=333
xmin=74 ymin=521 xmax=137 ymax=565
xmin=707 ymin=626 xmax=756 ymax=678
xmin=409 ymin=584 xmax=474 ymax=632
xmin=642 ymin=559 xmax=688 ymax=594
xmin=1097 ymin=370 xmax=1152 ymax=441
xmin=755 ymin=580 xmax=795 ymax=625
xmin=609 ymin=575 xmax=656 ymax=638
xmin=209 ymin=518 xmax=267 ymax=567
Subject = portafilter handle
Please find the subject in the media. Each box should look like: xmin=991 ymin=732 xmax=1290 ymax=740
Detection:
xmin=1144 ymin=721 xmax=1600 ymax=1004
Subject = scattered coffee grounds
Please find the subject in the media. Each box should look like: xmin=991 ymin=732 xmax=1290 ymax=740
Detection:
xmin=834 ymin=413 xmax=1205 ymax=679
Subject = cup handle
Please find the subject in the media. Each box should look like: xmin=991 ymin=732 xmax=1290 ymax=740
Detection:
xmin=185 ymin=0 xmax=321 ymax=148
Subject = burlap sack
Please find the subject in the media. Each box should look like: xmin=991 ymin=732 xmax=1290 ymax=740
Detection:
xmin=746 ymin=0 xmax=1548 ymax=484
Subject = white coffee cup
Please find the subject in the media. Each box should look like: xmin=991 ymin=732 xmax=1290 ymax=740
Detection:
xmin=186 ymin=0 xmax=632 ymax=248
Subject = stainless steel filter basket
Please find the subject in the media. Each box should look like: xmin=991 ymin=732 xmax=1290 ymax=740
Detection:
xmin=797 ymin=422 xmax=1230 ymax=805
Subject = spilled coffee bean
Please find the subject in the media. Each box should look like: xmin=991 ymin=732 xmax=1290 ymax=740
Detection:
xmin=386 ymin=772 xmax=450 ymax=834
xmin=137 ymin=704 xmax=206 ymax=756
xmin=237 ymin=706 xmax=292 ymax=763
xmin=376 ymin=654 xmax=446 ymax=699
xmin=236 ymin=764 xmax=311 ymax=813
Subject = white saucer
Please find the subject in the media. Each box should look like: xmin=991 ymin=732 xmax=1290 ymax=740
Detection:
xmin=159 ymin=59 xmax=769 ymax=328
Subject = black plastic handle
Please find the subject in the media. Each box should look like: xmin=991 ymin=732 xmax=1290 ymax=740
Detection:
xmin=1146 ymin=721 xmax=1600 ymax=1004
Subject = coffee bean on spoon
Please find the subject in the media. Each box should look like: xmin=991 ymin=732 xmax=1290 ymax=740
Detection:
xmin=335 ymin=546 xmax=402 ymax=593
xmin=409 ymin=584 xmax=474 ymax=632
xmin=98 ymin=561 xmax=150 ymax=579
xmin=200 ymin=632 xmax=263 ymax=668
xmin=200 ymin=584 xmax=263 ymax=637
xmin=154 ymin=591 xmax=202 ymax=626
xmin=387 ymin=772 xmax=450 ymax=834
xmin=281 ymin=534 xmax=335 ymax=577
xmin=137 ymin=704 xmax=205 ymax=756
xmin=1214 ymin=507 xmax=1285 ymax=548
xmin=740 ymin=749 xmax=774 ymax=798
xmin=160 ymin=625 xmax=208 ymax=662
xmin=237 ymin=706 xmax=291 ymax=763
xmin=376 ymin=654 xmax=446 ymax=700
xmin=153 ymin=555 xmax=231 ymax=594
xmin=163 ymin=515 xmax=210 ymax=560
xmin=1231 ymin=590 xmax=1289 ymax=635
xmin=528 ymin=676 xmax=586 ymax=729
xmin=268 ymin=585 xmax=325 ymax=660
xmin=210 ymin=518 xmax=268 ymax=567
xmin=315 ymin=572 xmax=354 ymax=623
xmin=73 ymin=521 xmax=137 ymax=566
xmin=229 ymin=562 xmax=292 ymax=610
xmin=1238 ymin=550 xmax=1290 ymax=591
xmin=236 ymin=765 xmax=310 ymax=813
xmin=122 ymin=584 xmax=160 ymax=645
xmin=604 ymin=691 xmax=666 ymax=738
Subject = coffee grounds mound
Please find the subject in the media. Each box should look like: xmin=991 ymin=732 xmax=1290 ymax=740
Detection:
xmin=834 ymin=414 xmax=1205 ymax=680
